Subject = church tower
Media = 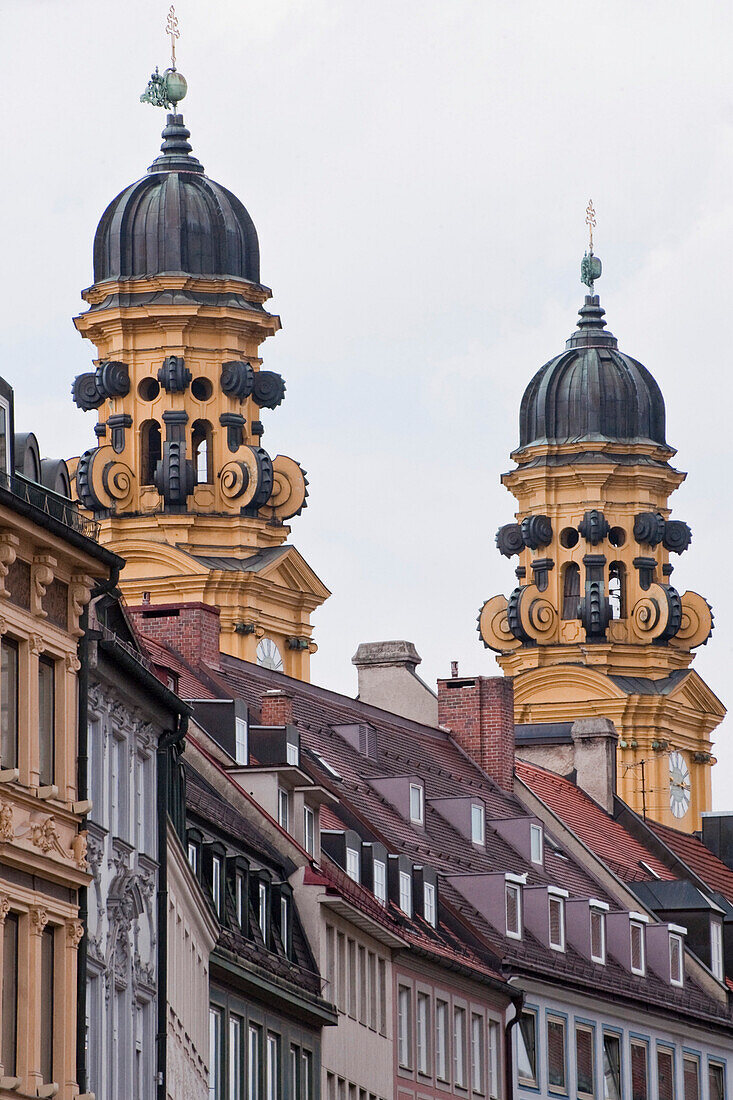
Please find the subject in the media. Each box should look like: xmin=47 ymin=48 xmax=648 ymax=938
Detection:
xmin=478 ymin=249 xmax=724 ymax=831
xmin=70 ymin=68 xmax=328 ymax=680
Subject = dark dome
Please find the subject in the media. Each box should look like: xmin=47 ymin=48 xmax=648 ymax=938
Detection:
xmin=518 ymin=295 xmax=667 ymax=450
xmin=93 ymin=114 xmax=260 ymax=284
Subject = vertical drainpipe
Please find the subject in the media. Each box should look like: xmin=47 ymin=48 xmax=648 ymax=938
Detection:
xmin=504 ymin=991 xmax=525 ymax=1100
xmin=76 ymin=602 xmax=89 ymax=1094
xmin=157 ymin=713 xmax=188 ymax=1100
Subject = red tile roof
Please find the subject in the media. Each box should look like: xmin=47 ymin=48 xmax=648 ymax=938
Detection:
xmin=142 ymin=636 xmax=220 ymax=700
xmin=646 ymin=820 xmax=733 ymax=905
xmin=516 ymin=760 xmax=675 ymax=884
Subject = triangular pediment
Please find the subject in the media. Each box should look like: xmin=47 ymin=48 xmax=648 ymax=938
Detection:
xmin=665 ymin=669 xmax=727 ymax=719
xmin=250 ymin=545 xmax=331 ymax=600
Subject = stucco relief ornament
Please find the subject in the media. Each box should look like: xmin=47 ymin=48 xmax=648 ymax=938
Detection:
xmin=31 ymin=553 xmax=56 ymax=618
xmin=65 ymin=652 xmax=82 ymax=675
xmin=86 ymin=831 xmax=104 ymax=874
xmin=0 ymin=531 xmax=19 ymax=598
xmin=72 ymin=829 xmax=89 ymax=870
xmin=30 ymin=633 xmax=46 ymax=656
xmin=0 ymin=802 xmax=13 ymax=841
xmin=0 ymin=896 xmax=10 ymax=923
xmin=29 ymin=905 xmax=50 ymax=934
xmin=30 ymin=816 xmax=67 ymax=857
xmin=67 ymin=919 xmax=85 ymax=949
xmin=69 ymin=574 xmax=94 ymax=637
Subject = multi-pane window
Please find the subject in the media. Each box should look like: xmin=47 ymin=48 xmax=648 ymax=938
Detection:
xmin=229 ymin=1015 xmax=243 ymax=1100
xmin=517 ymin=1012 xmax=537 ymax=1087
xmin=417 ymin=993 xmax=430 ymax=1076
xmin=471 ymin=1013 xmax=484 ymax=1094
xmin=409 ymin=783 xmax=424 ymax=825
xmin=711 ymin=920 xmax=724 ymax=981
xmin=303 ymin=807 xmax=315 ymax=856
xmin=657 ymin=1049 xmax=675 ymax=1100
xmin=235 ymin=717 xmax=248 ymax=765
xmin=346 ymin=847 xmax=360 ymax=883
xmin=548 ymin=895 xmax=565 ymax=951
xmin=576 ymin=1025 xmax=594 ymax=1098
xmin=40 ymin=925 xmax=54 ymax=1084
xmin=453 ymin=1006 xmax=466 ymax=1088
xmin=683 ymin=1056 xmax=700 ymax=1100
xmin=266 ymin=1033 xmax=280 ymax=1100
xmin=248 ymin=1024 xmax=262 ymax=1100
xmin=436 ymin=1000 xmax=449 ymax=1081
xmin=505 ymin=883 xmax=522 ymax=939
xmin=530 ymin=823 xmax=544 ymax=864
xmin=398 ymin=986 xmax=412 ymax=1069
xmin=373 ymin=860 xmax=386 ymax=905
xmin=590 ymin=908 xmax=606 ymax=964
xmin=212 ymin=855 xmax=222 ymax=917
xmin=1 ymin=912 xmax=18 ymax=1075
xmin=286 ymin=740 xmax=299 ymax=766
xmin=471 ymin=804 xmax=485 ymax=845
xmin=631 ymin=1040 xmax=648 ymax=1100
xmin=709 ymin=1062 xmax=726 ymax=1100
xmin=630 ymin=922 xmax=645 ymax=975
xmin=669 ymin=934 xmax=683 ymax=986
xmin=546 ymin=1016 xmax=566 ymax=1092
xmin=1 ymin=637 xmax=18 ymax=769
xmin=399 ymin=871 xmax=412 ymax=916
xmin=38 ymin=656 xmax=55 ymax=786
xmin=488 ymin=1021 xmax=500 ymax=1099
xmin=602 ymin=1033 xmax=622 ymax=1100
xmin=209 ymin=1007 xmax=223 ymax=1100
xmin=278 ymin=789 xmax=289 ymax=832
xmin=424 ymin=882 xmax=436 ymax=927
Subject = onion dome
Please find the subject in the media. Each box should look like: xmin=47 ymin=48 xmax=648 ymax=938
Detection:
xmin=93 ymin=114 xmax=260 ymax=284
xmin=518 ymin=285 xmax=667 ymax=451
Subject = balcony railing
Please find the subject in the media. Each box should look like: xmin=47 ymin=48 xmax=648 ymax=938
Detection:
xmin=0 ymin=470 xmax=101 ymax=541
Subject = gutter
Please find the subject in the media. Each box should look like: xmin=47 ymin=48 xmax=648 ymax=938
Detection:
xmin=504 ymin=987 xmax=525 ymax=1100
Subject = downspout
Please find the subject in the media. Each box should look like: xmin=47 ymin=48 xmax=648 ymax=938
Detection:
xmin=157 ymin=713 xmax=188 ymax=1100
xmin=504 ymin=989 xmax=525 ymax=1100
xmin=76 ymin=566 xmax=119 ymax=1095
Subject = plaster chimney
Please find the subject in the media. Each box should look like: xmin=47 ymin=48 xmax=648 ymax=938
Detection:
xmin=437 ymin=675 xmax=515 ymax=791
xmin=570 ymin=717 xmax=618 ymax=813
xmin=352 ymin=641 xmax=438 ymax=725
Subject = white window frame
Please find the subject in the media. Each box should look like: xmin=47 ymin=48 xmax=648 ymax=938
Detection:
xmin=399 ymin=870 xmax=412 ymax=916
xmin=590 ymin=902 xmax=607 ymax=964
xmin=278 ymin=788 xmax=290 ymax=832
xmin=229 ymin=1014 xmax=242 ymax=1100
xmin=471 ymin=1011 xmax=484 ymax=1095
xmin=266 ymin=1033 xmax=279 ymax=1100
xmin=248 ymin=1024 xmax=261 ymax=1100
xmin=453 ymin=1005 xmax=467 ymax=1089
xmin=548 ymin=892 xmax=566 ymax=952
xmin=280 ymin=895 xmax=290 ymax=954
xmin=398 ymin=986 xmax=412 ymax=1069
xmin=258 ymin=881 xmax=268 ymax=938
xmin=530 ymin=823 xmax=544 ymax=864
xmin=711 ymin=918 xmax=724 ymax=981
xmin=669 ymin=930 xmax=684 ymax=987
xmin=235 ymin=871 xmax=244 ymax=927
xmin=546 ymin=1014 xmax=567 ymax=1094
xmin=303 ymin=806 xmax=315 ymax=856
xmin=423 ymin=881 xmax=436 ymax=927
xmin=435 ymin=1000 xmax=449 ymax=1082
xmin=286 ymin=740 xmax=299 ymax=766
xmin=505 ymin=882 xmax=522 ymax=939
xmin=630 ymin=920 xmax=646 ymax=976
xmin=212 ymin=855 xmax=222 ymax=917
xmin=0 ymin=396 xmax=10 ymax=474
xmin=209 ymin=1006 xmax=222 ymax=1100
xmin=417 ymin=992 xmax=430 ymax=1076
xmin=373 ymin=859 xmax=387 ymax=905
xmin=488 ymin=1021 xmax=500 ymax=1099
xmin=187 ymin=841 xmax=198 ymax=874
xmin=346 ymin=847 xmax=360 ymax=883
xmin=471 ymin=803 xmax=485 ymax=846
xmin=409 ymin=783 xmax=424 ymax=825
xmin=235 ymin=716 xmax=248 ymax=765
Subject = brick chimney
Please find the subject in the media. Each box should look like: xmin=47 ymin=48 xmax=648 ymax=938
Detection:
xmin=437 ymin=675 xmax=515 ymax=791
xmin=129 ymin=602 xmax=222 ymax=668
xmin=260 ymin=690 xmax=293 ymax=727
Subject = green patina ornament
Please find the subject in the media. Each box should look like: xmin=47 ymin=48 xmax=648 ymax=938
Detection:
xmin=141 ymin=67 xmax=187 ymax=110
xmin=581 ymin=251 xmax=602 ymax=292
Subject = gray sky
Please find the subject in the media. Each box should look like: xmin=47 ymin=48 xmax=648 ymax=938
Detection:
xmin=2 ymin=1 xmax=732 ymax=808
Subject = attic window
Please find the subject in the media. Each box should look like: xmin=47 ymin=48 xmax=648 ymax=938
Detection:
xmin=548 ymin=895 xmax=565 ymax=952
xmin=471 ymin=804 xmax=485 ymax=846
xmin=212 ymin=854 xmax=223 ymax=917
xmin=530 ymin=824 xmax=543 ymax=864
xmin=505 ymin=883 xmax=522 ymax=939
xmin=286 ymin=741 xmax=299 ymax=766
xmin=346 ymin=847 xmax=360 ymax=883
xmin=373 ymin=859 xmax=387 ymax=905
xmin=630 ymin=921 xmax=645 ymax=976
xmin=590 ymin=908 xmax=606 ymax=964
xmin=409 ymin=784 xmax=424 ymax=825
xmin=399 ymin=871 xmax=412 ymax=917
xmin=669 ymin=933 xmax=683 ymax=987
xmin=235 ymin=716 xmax=248 ymax=765
xmin=711 ymin=919 xmax=724 ymax=982
xmin=424 ymin=881 xmax=436 ymax=927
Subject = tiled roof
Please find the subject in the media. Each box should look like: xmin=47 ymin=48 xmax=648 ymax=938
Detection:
xmin=646 ymin=820 xmax=733 ymax=905
xmin=516 ymin=760 xmax=675 ymax=884
xmin=141 ymin=635 xmax=221 ymax=700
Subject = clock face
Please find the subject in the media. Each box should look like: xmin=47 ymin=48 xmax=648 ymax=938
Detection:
xmin=668 ymin=751 xmax=691 ymax=819
xmin=256 ymin=638 xmax=283 ymax=672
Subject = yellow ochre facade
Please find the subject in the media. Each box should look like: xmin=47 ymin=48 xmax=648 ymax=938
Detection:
xmin=69 ymin=112 xmax=328 ymax=680
xmin=478 ymin=271 xmax=724 ymax=831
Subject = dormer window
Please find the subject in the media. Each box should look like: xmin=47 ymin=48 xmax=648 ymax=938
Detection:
xmin=630 ymin=920 xmax=646 ymax=976
xmin=399 ymin=871 xmax=412 ymax=917
xmin=471 ymin=804 xmax=485 ymax=846
xmin=530 ymin=824 xmax=543 ymax=864
xmin=278 ymin=789 xmax=290 ymax=832
xmin=669 ymin=932 xmax=683 ymax=987
xmin=346 ymin=846 xmax=360 ymax=883
xmin=235 ymin=716 xmax=248 ymax=765
xmin=590 ymin=906 xmax=606 ymax=964
xmin=373 ymin=859 xmax=387 ymax=905
xmin=235 ymin=870 xmax=245 ymax=928
xmin=187 ymin=840 xmax=199 ymax=874
xmin=409 ymin=784 xmax=424 ymax=825
xmin=280 ymin=893 xmax=290 ymax=956
xmin=258 ymin=881 xmax=268 ymax=939
xmin=286 ymin=740 xmax=299 ymax=766
xmin=212 ymin=854 xmax=223 ymax=916
xmin=548 ymin=893 xmax=565 ymax=952
xmin=711 ymin=919 xmax=724 ymax=981
xmin=505 ymin=881 xmax=522 ymax=939
xmin=424 ymin=881 xmax=436 ymax=927
xmin=303 ymin=806 xmax=315 ymax=856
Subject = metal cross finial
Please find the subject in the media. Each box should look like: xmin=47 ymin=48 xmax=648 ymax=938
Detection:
xmin=585 ymin=199 xmax=596 ymax=254
xmin=166 ymin=5 xmax=180 ymax=69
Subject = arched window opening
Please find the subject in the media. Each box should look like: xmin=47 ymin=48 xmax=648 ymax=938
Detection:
xmin=609 ymin=561 xmax=626 ymax=619
xmin=141 ymin=420 xmax=161 ymax=486
xmin=562 ymin=563 xmax=580 ymax=620
xmin=192 ymin=420 xmax=213 ymax=485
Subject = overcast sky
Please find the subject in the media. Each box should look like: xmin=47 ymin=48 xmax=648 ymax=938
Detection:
xmin=2 ymin=1 xmax=732 ymax=809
